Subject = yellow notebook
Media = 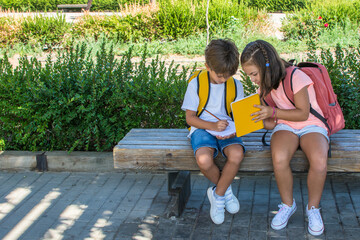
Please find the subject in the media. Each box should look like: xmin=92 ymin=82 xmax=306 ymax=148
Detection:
xmin=231 ymin=93 xmax=264 ymax=137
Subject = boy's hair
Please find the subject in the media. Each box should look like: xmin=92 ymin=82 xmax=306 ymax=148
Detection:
xmin=205 ymin=39 xmax=239 ymax=77
xmin=240 ymin=39 xmax=291 ymax=98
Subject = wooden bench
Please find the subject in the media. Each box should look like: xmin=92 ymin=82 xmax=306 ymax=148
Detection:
xmin=57 ymin=0 xmax=92 ymax=12
xmin=113 ymin=128 xmax=360 ymax=215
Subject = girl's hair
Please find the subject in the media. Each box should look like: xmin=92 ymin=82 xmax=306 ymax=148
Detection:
xmin=240 ymin=40 xmax=291 ymax=98
xmin=205 ymin=38 xmax=239 ymax=77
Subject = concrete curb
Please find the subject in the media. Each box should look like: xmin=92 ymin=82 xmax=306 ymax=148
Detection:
xmin=0 ymin=150 xmax=114 ymax=172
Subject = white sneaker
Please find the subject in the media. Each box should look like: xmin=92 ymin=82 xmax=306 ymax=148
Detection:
xmin=207 ymin=186 xmax=225 ymax=224
xmin=271 ymin=199 xmax=297 ymax=230
xmin=307 ymin=205 xmax=324 ymax=236
xmin=225 ymin=185 xmax=240 ymax=214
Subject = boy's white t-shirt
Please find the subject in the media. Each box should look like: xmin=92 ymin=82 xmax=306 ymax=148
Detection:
xmin=181 ymin=77 xmax=245 ymax=137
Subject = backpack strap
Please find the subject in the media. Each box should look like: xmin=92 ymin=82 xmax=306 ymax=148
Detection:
xmin=261 ymin=66 xmax=296 ymax=146
xmin=225 ymin=77 xmax=237 ymax=119
xmin=196 ymin=71 xmax=211 ymax=117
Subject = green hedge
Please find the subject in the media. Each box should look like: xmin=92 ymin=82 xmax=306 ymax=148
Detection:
xmin=0 ymin=42 xmax=192 ymax=151
xmin=0 ymin=0 xmax=306 ymax=12
xmin=0 ymin=0 xmax=150 ymax=11
xmin=246 ymin=0 xmax=308 ymax=12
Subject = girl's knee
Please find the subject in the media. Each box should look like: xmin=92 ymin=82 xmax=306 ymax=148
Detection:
xmin=309 ymin=159 xmax=327 ymax=174
xmin=272 ymin=154 xmax=291 ymax=170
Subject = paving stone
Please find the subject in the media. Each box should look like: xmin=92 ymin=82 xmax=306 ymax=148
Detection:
xmin=343 ymin=228 xmax=360 ymax=240
xmin=191 ymin=228 xmax=211 ymax=240
xmin=324 ymin=223 xmax=344 ymax=240
xmin=286 ymin=227 xmax=306 ymax=240
xmin=229 ymin=226 xmax=248 ymax=239
xmin=249 ymin=230 xmax=267 ymax=240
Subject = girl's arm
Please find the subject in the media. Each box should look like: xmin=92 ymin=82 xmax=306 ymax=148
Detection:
xmin=186 ymin=110 xmax=228 ymax=132
xmin=252 ymin=86 xmax=310 ymax=122
xmin=276 ymin=86 xmax=310 ymax=121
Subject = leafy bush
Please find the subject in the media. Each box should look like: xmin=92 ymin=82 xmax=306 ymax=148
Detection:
xmin=156 ymin=0 xmax=202 ymax=40
xmin=307 ymin=0 xmax=360 ymax=27
xmin=0 ymin=0 xmax=150 ymax=11
xmin=246 ymin=0 xmax=308 ymax=12
xmin=281 ymin=0 xmax=360 ymax=42
xmin=71 ymin=13 xmax=157 ymax=42
xmin=0 ymin=17 xmax=21 ymax=47
xmin=19 ymin=14 xmax=71 ymax=45
xmin=306 ymin=44 xmax=360 ymax=129
xmin=0 ymin=41 xmax=192 ymax=151
xmin=281 ymin=12 xmax=330 ymax=41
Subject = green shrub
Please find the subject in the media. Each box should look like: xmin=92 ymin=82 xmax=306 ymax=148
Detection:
xmin=0 ymin=17 xmax=21 ymax=47
xmin=156 ymin=0 xmax=202 ymax=40
xmin=0 ymin=0 xmax=150 ymax=11
xmin=18 ymin=14 xmax=71 ymax=46
xmin=306 ymin=44 xmax=360 ymax=129
xmin=281 ymin=0 xmax=360 ymax=42
xmin=71 ymin=13 xmax=157 ymax=42
xmin=281 ymin=12 xmax=329 ymax=41
xmin=0 ymin=41 xmax=192 ymax=151
xmin=156 ymin=0 xmax=259 ymax=40
xmin=246 ymin=0 xmax=308 ymax=12
xmin=307 ymin=0 xmax=360 ymax=27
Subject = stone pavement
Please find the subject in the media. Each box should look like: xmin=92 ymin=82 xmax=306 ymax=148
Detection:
xmin=0 ymin=171 xmax=359 ymax=240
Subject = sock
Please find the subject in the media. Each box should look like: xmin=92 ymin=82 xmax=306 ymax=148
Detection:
xmin=213 ymin=187 xmax=225 ymax=199
xmin=225 ymin=185 xmax=233 ymax=201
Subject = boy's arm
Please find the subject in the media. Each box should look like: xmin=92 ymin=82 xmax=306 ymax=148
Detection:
xmin=186 ymin=110 xmax=228 ymax=132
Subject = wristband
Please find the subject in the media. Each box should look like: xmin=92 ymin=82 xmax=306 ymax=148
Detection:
xmin=271 ymin=106 xmax=276 ymax=118
xmin=274 ymin=108 xmax=278 ymax=123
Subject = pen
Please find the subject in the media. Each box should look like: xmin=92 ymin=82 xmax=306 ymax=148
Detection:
xmin=202 ymin=108 xmax=221 ymax=121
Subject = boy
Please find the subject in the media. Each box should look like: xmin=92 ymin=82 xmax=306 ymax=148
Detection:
xmin=181 ymin=39 xmax=245 ymax=224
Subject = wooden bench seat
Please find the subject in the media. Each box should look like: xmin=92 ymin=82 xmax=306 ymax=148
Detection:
xmin=113 ymin=128 xmax=360 ymax=172
xmin=57 ymin=0 xmax=92 ymax=12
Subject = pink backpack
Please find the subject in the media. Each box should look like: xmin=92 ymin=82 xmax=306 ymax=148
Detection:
xmin=263 ymin=62 xmax=345 ymax=136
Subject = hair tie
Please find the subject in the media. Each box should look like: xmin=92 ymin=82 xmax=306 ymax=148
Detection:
xmin=266 ymin=63 xmax=270 ymax=67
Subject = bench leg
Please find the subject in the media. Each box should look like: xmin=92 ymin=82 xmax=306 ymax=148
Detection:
xmin=166 ymin=171 xmax=191 ymax=217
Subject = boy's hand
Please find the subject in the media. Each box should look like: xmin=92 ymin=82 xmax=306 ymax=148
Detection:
xmin=216 ymin=132 xmax=236 ymax=140
xmin=212 ymin=120 xmax=229 ymax=132
xmin=251 ymin=104 xmax=272 ymax=122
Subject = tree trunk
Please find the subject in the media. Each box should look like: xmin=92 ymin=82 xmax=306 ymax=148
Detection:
xmin=86 ymin=0 xmax=93 ymax=11
xmin=206 ymin=0 xmax=210 ymax=45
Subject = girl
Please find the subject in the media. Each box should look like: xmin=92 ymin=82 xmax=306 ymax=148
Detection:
xmin=240 ymin=40 xmax=328 ymax=236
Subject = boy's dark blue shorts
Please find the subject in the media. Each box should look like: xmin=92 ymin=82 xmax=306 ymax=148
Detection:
xmin=190 ymin=129 xmax=245 ymax=158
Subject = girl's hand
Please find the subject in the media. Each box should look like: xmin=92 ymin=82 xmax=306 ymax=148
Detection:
xmin=213 ymin=120 xmax=229 ymax=132
xmin=251 ymin=104 xmax=273 ymax=122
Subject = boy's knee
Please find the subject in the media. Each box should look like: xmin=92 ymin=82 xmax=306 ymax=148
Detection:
xmin=225 ymin=146 xmax=244 ymax=165
xmin=195 ymin=147 xmax=214 ymax=170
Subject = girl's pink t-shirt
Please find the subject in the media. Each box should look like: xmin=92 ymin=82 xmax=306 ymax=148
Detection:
xmin=270 ymin=69 xmax=326 ymax=130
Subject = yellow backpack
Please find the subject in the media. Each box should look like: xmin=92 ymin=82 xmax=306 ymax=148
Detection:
xmin=187 ymin=70 xmax=237 ymax=125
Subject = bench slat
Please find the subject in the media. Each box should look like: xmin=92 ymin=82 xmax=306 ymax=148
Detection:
xmin=57 ymin=4 xmax=88 ymax=8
